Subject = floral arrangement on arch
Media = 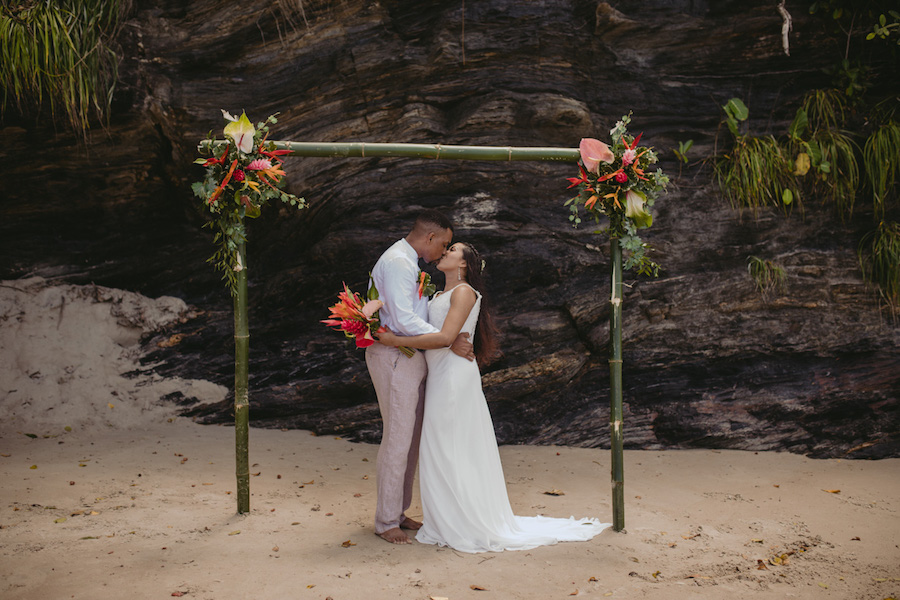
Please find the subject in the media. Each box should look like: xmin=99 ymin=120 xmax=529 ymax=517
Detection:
xmin=192 ymin=111 xmax=306 ymax=294
xmin=565 ymin=113 xmax=669 ymax=276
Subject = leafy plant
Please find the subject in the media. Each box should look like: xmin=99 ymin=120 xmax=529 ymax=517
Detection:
xmin=722 ymin=98 xmax=749 ymax=137
xmin=715 ymin=98 xmax=798 ymax=213
xmin=672 ymin=139 xmax=693 ymax=176
xmin=863 ymin=121 xmax=900 ymax=217
xmin=858 ymin=220 xmax=900 ymax=311
xmin=866 ymin=10 xmax=900 ymax=44
xmin=789 ymin=90 xmax=859 ymax=219
xmin=673 ymin=139 xmax=693 ymax=164
xmin=747 ymin=256 xmax=787 ymax=301
xmin=0 ymin=0 xmax=126 ymax=134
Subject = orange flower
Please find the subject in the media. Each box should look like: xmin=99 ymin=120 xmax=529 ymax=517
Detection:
xmin=208 ymin=159 xmax=240 ymax=204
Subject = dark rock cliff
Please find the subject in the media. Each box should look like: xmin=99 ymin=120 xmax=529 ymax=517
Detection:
xmin=2 ymin=0 xmax=898 ymax=458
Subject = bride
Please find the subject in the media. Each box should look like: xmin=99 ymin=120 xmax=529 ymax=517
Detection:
xmin=377 ymin=242 xmax=610 ymax=553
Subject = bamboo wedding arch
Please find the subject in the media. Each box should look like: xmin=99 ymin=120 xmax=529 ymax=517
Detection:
xmin=204 ymin=139 xmax=629 ymax=532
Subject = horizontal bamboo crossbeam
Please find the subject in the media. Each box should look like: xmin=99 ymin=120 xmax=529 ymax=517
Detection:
xmin=200 ymin=140 xmax=581 ymax=162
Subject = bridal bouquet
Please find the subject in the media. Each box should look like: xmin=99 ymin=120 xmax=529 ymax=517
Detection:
xmin=322 ymin=283 xmax=415 ymax=357
xmin=565 ymin=113 xmax=669 ymax=276
xmin=192 ymin=111 xmax=306 ymax=294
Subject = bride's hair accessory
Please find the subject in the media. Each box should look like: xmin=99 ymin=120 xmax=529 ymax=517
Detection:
xmin=460 ymin=243 xmax=485 ymax=275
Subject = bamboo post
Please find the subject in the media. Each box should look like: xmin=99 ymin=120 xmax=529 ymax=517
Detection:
xmin=609 ymin=239 xmax=625 ymax=531
xmin=233 ymin=244 xmax=250 ymax=513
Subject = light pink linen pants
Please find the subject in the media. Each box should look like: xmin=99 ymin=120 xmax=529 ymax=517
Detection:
xmin=365 ymin=343 xmax=427 ymax=534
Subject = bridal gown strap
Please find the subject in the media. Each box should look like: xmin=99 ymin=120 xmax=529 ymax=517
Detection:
xmin=416 ymin=285 xmax=611 ymax=553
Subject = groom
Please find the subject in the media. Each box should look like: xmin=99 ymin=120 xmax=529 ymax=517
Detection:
xmin=366 ymin=209 xmax=474 ymax=545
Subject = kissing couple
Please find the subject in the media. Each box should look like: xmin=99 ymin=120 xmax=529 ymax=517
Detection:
xmin=365 ymin=209 xmax=610 ymax=553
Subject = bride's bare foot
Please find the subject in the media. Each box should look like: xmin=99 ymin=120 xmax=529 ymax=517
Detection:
xmin=376 ymin=527 xmax=411 ymax=544
xmin=400 ymin=517 xmax=423 ymax=530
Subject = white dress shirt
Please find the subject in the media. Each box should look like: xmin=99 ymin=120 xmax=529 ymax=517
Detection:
xmin=371 ymin=238 xmax=439 ymax=336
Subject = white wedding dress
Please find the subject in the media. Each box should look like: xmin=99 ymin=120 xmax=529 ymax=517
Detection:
xmin=416 ymin=284 xmax=611 ymax=553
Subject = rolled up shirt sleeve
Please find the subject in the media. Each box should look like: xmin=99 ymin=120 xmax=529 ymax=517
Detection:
xmin=378 ymin=256 xmax=439 ymax=336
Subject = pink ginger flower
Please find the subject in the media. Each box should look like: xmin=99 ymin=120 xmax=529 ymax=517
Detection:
xmin=622 ymin=148 xmax=637 ymax=167
xmin=247 ymin=158 xmax=273 ymax=171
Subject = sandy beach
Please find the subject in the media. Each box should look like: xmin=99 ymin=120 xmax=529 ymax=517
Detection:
xmin=1 ymin=279 xmax=898 ymax=600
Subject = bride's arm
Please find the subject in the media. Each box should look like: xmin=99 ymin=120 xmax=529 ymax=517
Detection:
xmin=377 ymin=287 xmax=477 ymax=350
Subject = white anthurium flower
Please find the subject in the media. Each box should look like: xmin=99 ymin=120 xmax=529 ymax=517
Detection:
xmin=224 ymin=111 xmax=255 ymax=154
xmin=625 ymin=189 xmax=653 ymax=229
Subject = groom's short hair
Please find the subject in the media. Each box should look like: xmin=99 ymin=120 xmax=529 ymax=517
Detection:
xmin=414 ymin=209 xmax=453 ymax=233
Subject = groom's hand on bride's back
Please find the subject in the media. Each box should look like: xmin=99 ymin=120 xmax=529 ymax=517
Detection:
xmin=375 ymin=327 xmax=396 ymax=346
xmin=450 ymin=333 xmax=475 ymax=361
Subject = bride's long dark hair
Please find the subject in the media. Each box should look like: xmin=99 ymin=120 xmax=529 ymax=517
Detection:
xmin=459 ymin=242 xmax=499 ymax=368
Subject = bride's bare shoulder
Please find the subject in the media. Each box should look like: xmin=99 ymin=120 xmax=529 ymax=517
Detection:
xmin=449 ymin=284 xmax=477 ymax=304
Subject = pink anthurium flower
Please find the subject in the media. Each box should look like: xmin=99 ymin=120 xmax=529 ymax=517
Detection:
xmin=625 ymin=189 xmax=653 ymax=229
xmin=224 ymin=111 xmax=256 ymax=154
xmin=361 ymin=299 xmax=384 ymax=319
xmin=579 ymin=138 xmax=615 ymax=174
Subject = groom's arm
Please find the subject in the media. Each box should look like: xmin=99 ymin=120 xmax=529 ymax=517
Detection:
xmin=449 ymin=333 xmax=475 ymax=361
xmin=378 ymin=257 xmax=439 ymax=336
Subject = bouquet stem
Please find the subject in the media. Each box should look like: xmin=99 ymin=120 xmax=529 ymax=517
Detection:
xmin=398 ymin=345 xmax=416 ymax=358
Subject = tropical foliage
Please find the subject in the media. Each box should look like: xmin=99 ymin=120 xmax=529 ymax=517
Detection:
xmin=747 ymin=256 xmax=787 ymax=302
xmin=859 ymin=221 xmax=900 ymax=311
xmin=715 ymin=90 xmax=899 ymax=311
xmin=789 ymin=90 xmax=860 ymax=219
xmin=0 ymin=0 xmax=126 ymax=133
xmin=715 ymin=102 xmax=799 ymax=214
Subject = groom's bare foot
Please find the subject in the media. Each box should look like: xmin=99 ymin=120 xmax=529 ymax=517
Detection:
xmin=377 ymin=527 xmax=411 ymax=545
xmin=400 ymin=517 xmax=423 ymax=530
